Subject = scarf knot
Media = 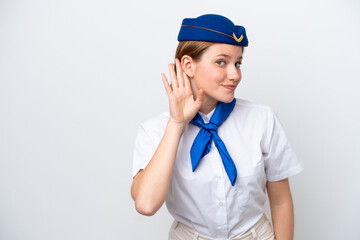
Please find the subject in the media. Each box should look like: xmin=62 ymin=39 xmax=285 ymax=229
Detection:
xmin=202 ymin=123 xmax=218 ymax=131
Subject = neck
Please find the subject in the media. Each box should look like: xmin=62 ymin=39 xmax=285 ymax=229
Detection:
xmin=199 ymin=97 xmax=218 ymax=115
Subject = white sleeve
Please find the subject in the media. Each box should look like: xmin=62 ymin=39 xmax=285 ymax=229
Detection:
xmin=132 ymin=124 xmax=158 ymax=178
xmin=262 ymin=110 xmax=304 ymax=182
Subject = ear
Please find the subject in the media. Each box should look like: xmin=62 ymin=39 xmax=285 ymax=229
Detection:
xmin=181 ymin=55 xmax=196 ymax=78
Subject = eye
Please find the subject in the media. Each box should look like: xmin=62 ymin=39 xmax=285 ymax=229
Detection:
xmin=216 ymin=60 xmax=226 ymax=66
xmin=235 ymin=62 xmax=242 ymax=68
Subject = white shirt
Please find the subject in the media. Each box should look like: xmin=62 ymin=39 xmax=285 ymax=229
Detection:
xmin=132 ymin=99 xmax=304 ymax=239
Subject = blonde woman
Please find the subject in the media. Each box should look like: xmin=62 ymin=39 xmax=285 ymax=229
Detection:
xmin=131 ymin=14 xmax=303 ymax=240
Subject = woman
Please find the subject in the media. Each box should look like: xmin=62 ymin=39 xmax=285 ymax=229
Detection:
xmin=131 ymin=14 xmax=303 ymax=240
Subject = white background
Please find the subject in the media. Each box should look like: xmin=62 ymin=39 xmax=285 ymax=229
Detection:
xmin=1 ymin=0 xmax=359 ymax=239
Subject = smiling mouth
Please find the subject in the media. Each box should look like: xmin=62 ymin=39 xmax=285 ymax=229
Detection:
xmin=223 ymin=85 xmax=236 ymax=90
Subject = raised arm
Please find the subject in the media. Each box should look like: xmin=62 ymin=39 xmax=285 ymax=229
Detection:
xmin=131 ymin=59 xmax=204 ymax=216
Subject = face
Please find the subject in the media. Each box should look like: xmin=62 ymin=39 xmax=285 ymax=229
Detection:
xmin=188 ymin=43 xmax=243 ymax=111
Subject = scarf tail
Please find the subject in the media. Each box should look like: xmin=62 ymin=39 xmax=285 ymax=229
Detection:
xmin=214 ymin=135 xmax=238 ymax=186
xmin=190 ymin=129 xmax=212 ymax=171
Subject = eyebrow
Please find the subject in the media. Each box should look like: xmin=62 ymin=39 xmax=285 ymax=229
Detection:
xmin=215 ymin=54 xmax=243 ymax=60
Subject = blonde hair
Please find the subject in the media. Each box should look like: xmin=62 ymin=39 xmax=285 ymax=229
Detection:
xmin=175 ymin=41 xmax=216 ymax=62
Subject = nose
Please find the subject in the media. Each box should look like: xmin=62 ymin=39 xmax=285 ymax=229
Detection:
xmin=227 ymin=66 xmax=241 ymax=82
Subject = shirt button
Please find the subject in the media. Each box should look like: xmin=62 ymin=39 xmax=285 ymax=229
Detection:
xmin=218 ymin=202 xmax=224 ymax=207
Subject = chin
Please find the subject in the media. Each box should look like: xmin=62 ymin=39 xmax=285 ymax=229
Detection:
xmin=218 ymin=94 xmax=235 ymax=103
xmin=205 ymin=91 xmax=235 ymax=104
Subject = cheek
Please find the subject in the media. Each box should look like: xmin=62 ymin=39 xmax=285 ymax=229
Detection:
xmin=200 ymin=67 xmax=224 ymax=81
xmin=193 ymin=65 xmax=225 ymax=89
xmin=209 ymin=70 xmax=226 ymax=85
xmin=198 ymin=73 xmax=221 ymax=89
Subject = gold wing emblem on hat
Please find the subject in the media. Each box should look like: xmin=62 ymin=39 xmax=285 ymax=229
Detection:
xmin=233 ymin=33 xmax=243 ymax=43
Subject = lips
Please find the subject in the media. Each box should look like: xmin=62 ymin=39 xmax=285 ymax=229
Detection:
xmin=223 ymin=85 xmax=236 ymax=91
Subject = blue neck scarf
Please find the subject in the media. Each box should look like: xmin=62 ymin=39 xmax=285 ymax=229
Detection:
xmin=190 ymin=98 xmax=237 ymax=186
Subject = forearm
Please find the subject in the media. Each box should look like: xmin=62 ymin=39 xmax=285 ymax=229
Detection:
xmin=131 ymin=120 xmax=186 ymax=216
xmin=267 ymin=179 xmax=294 ymax=240
xmin=270 ymin=199 xmax=294 ymax=240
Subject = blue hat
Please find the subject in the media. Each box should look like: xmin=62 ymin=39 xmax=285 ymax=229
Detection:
xmin=177 ymin=14 xmax=248 ymax=47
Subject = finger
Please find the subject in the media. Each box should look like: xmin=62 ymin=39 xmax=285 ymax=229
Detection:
xmin=175 ymin=59 xmax=184 ymax=88
xmin=183 ymin=72 xmax=191 ymax=92
xmin=168 ymin=63 xmax=179 ymax=89
xmin=194 ymin=89 xmax=205 ymax=110
xmin=161 ymin=73 xmax=172 ymax=97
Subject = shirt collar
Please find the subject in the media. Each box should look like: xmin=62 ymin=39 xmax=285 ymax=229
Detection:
xmin=198 ymin=108 xmax=216 ymax=124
